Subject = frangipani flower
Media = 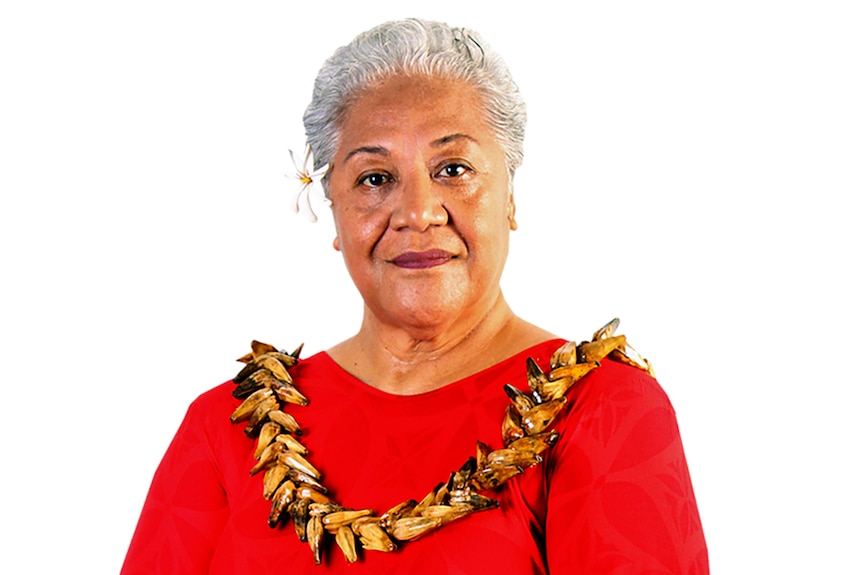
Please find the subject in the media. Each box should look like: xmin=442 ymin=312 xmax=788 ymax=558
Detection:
xmin=289 ymin=144 xmax=330 ymax=223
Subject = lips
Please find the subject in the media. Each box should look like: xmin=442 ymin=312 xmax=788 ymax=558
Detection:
xmin=390 ymin=250 xmax=454 ymax=269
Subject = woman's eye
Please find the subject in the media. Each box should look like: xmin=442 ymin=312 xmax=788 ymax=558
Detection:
xmin=437 ymin=164 xmax=469 ymax=178
xmin=359 ymin=173 xmax=389 ymax=187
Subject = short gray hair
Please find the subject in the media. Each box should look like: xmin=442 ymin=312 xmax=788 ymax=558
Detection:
xmin=303 ymin=18 xmax=526 ymax=184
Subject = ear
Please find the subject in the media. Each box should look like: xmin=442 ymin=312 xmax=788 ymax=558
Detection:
xmin=333 ymin=236 xmax=341 ymax=251
xmin=507 ymin=191 xmax=518 ymax=231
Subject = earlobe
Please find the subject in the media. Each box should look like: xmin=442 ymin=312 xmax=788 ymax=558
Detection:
xmin=333 ymin=237 xmax=341 ymax=251
xmin=507 ymin=195 xmax=518 ymax=231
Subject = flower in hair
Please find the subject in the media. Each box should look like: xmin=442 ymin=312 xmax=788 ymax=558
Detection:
xmin=289 ymin=144 xmax=330 ymax=223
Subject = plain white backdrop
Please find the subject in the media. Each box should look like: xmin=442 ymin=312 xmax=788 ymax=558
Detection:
xmin=1 ymin=1 xmax=860 ymax=573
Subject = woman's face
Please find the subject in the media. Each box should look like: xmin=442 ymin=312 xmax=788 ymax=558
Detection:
xmin=327 ymin=75 xmax=515 ymax=333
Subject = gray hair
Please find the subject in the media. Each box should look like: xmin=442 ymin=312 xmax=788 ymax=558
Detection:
xmin=303 ymin=18 xmax=526 ymax=185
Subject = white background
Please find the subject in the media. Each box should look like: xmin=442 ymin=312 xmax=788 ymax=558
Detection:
xmin=1 ymin=1 xmax=860 ymax=573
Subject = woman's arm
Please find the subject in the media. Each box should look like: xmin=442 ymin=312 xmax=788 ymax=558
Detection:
xmin=545 ymin=361 xmax=709 ymax=574
xmin=121 ymin=394 xmax=231 ymax=575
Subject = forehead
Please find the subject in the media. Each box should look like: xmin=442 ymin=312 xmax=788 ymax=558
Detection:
xmin=336 ymin=75 xmax=492 ymax=152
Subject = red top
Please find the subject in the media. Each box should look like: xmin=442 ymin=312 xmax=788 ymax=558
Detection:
xmin=121 ymin=339 xmax=709 ymax=574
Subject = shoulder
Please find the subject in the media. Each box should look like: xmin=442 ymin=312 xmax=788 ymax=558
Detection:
xmin=544 ymin=356 xmax=709 ymax=573
xmin=161 ymin=379 xmax=239 ymax=460
xmin=185 ymin=350 xmax=334 ymax=419
xmin=540 ymin=323 xmax=670 ymax=416
xmin=554 ymin=356 xmax=684 ymax=467
xmin=185 ymin=379 xmax=237 ymax=423
xmin=573 ymin=358 xmax=673 ymax=412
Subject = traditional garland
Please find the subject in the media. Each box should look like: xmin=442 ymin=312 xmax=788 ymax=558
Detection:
xmin=229 ymin=318 xmax=653 ymax=565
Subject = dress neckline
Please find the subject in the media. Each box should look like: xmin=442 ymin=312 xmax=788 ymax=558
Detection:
xmin=311 ymin=338 xmax=568 ymax=401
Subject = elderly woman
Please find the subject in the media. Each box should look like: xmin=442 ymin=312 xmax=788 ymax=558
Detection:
xmin=122 ymin=19 xmax=708 ymax=574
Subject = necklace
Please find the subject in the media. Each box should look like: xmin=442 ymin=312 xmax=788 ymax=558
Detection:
xmin=229 ymin=318 xmax=653 ymax=565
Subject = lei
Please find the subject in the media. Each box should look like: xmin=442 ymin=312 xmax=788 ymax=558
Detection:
xmin=229 ymin=318 xmax=653 ymax=564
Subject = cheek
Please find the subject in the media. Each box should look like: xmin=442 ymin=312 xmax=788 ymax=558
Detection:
xmin=465 ymin=195 xmax=510 ymax=243
xmin=333 ymin=208 xmax=383 ymax=259
xmin=468 ymin=206 xmax=511 ymax=272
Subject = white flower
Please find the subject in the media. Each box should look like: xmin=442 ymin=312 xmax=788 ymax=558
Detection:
xmin=289 ymin=144 xmax=330 ymax=223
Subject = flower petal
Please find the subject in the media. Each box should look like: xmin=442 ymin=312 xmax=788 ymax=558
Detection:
xmin=289 ymin=148 xmax=302 ymax=173
xmin=294 ymin=184 xmax=305 ymax=214
xmin=309 ymin=164 xmax=329 ymax=180
xmin=304 ymin=186 xmax=319 ymax=223
xmin=302 ymin=145 xmax=313 ymax=171
xmin=288 ymin=146 xmax=330 ymax=223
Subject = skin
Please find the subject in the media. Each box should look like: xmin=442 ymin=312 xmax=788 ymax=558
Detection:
xmin=326 ymin=75 xmax=555 ymax=395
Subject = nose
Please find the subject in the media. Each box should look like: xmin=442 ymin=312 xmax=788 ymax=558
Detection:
xmin=389 ymin=172 xmax=448 ymax=231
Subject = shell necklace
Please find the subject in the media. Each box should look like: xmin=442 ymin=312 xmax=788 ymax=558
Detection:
xmin=229 ymin=318 xmax=652 ymax=565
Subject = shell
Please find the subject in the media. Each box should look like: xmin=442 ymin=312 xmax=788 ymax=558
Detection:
xmin=262 ymin=463 xmax=289 ymax=499
xmin=502 ymin=405 xmax=525 ymax=445
xmin=229 ymin=388 xmax=274 ymax=423
xmin=335 ymin=524 xmax=358 ymax=563
xmin=268 ymin=480 xmax=296 ymax=528
xmin=254 ymin=422 xmax=281 ymax=459
xmin=307 ymin=514 xmax=324 ymax=565
xmin=249 ymin=441 xmax=286 ymax=476
xmin=391 ymin=516 xmax=442 ymax=541
xmin=504 ymin=383 xmax=535 ymax=416
xmin=322 ymin=509 xmax=374 ymax=530
xmin=521 ymin=397 xmax=567 ymax=435
xmin=577 ymin=335 xmax=627 ymax=364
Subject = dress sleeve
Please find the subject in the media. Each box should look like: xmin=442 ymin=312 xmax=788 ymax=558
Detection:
xmin=120 ymin=392 xmax=231 ymax=575
xmin=544 ymin=362 xmax=709 ymax=574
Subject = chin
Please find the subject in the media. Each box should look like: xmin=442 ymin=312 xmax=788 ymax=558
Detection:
xmin=391 ymin=302 xmax=461 ymax=329
xmin=379 ymin=288 xmax=471 ymax=332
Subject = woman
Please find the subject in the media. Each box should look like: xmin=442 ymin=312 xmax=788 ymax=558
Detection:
xmin=122 ymin=19 xmax=708 ymax=574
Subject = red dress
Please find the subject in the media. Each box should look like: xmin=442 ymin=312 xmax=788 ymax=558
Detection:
xmin=121 ymin=339 xmax=709 ymax=574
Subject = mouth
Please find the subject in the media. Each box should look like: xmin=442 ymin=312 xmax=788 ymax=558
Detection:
xmin=390 ymin=250 xmax=455 ymax=269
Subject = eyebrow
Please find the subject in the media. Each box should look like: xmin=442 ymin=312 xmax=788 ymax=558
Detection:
xmin=432 ymin=133 xmax=478 ymax=147
xmin=343 ymin=146 xmax=389 ymax=163
xmin=343 ymin=134 xmax=479 ymax=163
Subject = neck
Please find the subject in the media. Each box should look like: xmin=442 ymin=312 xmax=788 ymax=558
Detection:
xmin=328 ymin=291 xmax=556 ymax=395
